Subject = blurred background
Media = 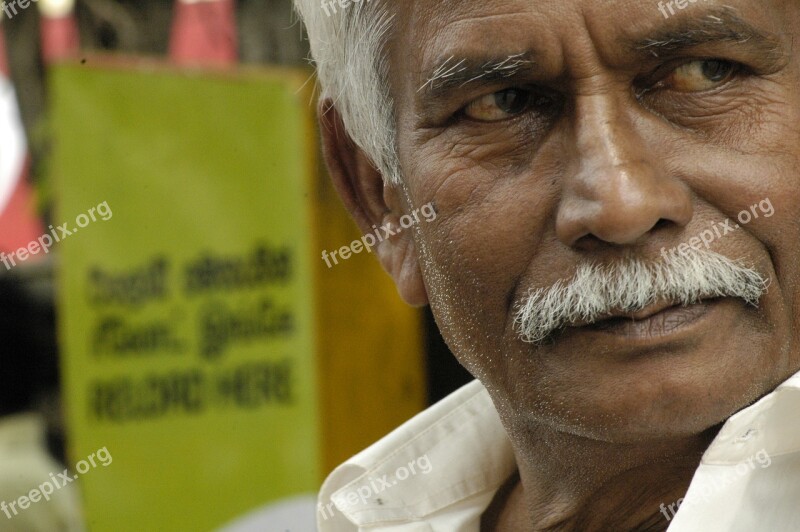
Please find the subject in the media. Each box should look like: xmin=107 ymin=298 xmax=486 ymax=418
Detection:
xmin=0 ymin=1 xmax=471 ymax=530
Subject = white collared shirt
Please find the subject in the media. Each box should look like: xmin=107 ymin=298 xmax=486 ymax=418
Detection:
xmin=318 ymin=371 xmax=800 ymax=531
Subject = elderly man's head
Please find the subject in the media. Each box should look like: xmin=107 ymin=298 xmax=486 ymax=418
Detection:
xmin=299 ymin=0 xmax=800 ymax=443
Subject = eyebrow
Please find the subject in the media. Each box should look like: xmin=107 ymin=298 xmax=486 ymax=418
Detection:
xmin=416 ymin=7 xmax=787 ymax=107
xmin=631 ymin=7 xmax=785 ymax=62
xmin=417 ymin=52 xmax=537 ymax=97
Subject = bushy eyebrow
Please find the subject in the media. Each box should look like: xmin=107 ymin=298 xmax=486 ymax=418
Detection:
xmin=417 ymin=52 xmax=536 ymax=96
xmin=632 ymin=6 xmax=785 ymax=63
xmin=415 ymin=7 xmax=787 ymax=111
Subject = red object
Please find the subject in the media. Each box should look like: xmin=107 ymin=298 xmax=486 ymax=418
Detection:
xmin=39 ymin=5 xmax=80 ymax=63
xmin=169 ymin=0 xmax=238 ymax=66
xmin=0 ymin=26 xmax=44 ymax=256
xmin=0 ymin=24 xmax=7 ymax=77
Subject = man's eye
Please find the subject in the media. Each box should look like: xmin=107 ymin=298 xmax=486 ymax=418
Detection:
xmin=661 ymin=59 xmax=739 ymax=92
xmin=463 ymin=88 xmax=535 ymax=122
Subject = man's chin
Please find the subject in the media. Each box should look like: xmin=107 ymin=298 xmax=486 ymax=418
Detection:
xmin=506 ymin=300 xmax=777 ymax=443
xmin=516 ymin=389 xmax=745 ymax=446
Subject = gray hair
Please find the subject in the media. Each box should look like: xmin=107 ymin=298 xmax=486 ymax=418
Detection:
xmin=293 ymin=0 xmax=401 ymax=184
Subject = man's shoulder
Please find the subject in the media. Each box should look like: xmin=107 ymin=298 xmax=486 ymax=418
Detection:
xmin=317 ymin=379 xmax=516 ymax=531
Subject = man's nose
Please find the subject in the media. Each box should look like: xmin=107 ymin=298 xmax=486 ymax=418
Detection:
xmin=555 ymin=94 xmax=693 ymax=248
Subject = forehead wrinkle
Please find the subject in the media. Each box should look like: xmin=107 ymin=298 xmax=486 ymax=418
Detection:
xmin=409 ymin=6 xmax=540 ymax=87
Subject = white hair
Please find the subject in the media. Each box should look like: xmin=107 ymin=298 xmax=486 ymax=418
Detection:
xmin=293 ymin=0 xmax=401 ymax=184
xmin=514 ymin=248 xmax=769 ymax=345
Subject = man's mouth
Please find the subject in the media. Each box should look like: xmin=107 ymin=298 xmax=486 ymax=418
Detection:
xmin=570 ymin=298 xmax=721 ymax=338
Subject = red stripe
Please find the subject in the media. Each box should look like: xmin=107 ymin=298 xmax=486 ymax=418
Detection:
xmin=40 ymin=15 xmax=80 ymax=63
xmin=0 ymin=159 xmax=45 ymax=255
xmin=169 ymin=0 xmax=238 ymax=66
xmin=0 ymin=24 xmax=9 ymax=77
xmin=0 ymin=27 xmax=43 ymax=255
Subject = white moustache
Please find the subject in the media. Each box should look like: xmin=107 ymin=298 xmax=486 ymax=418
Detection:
xmin=514 ymin=248 xmax=769 ymax=345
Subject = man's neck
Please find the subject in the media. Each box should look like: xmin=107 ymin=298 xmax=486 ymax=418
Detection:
xmin=484 ymin=423 xmax=720 ymax=531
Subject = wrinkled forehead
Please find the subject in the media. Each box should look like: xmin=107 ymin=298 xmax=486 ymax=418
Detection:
xmin=388 ymin=0 xmax=792 ymax=109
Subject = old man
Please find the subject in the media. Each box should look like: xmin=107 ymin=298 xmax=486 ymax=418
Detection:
xmin=295 ymin=0 xmax=800 ymax=529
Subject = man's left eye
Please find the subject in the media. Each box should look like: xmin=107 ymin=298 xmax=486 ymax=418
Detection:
xmin=661 ymin=59 xmax=740 ymax=92
xmin=462 ymin=88 xmax=535 ymax=122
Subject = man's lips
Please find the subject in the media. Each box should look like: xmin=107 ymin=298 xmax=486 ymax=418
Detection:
xmin=568 ymin=300 xmax=685 ymax=328
xmin=566 ymin=298 xmax=721 ymax=338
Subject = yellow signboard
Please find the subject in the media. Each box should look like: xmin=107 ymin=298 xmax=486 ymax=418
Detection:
xmin=51 ymin=59 xmax=424 ymax=531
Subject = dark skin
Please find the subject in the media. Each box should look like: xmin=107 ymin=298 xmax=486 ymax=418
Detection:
xmin=319 ymin=0 xmax=800 ymax=529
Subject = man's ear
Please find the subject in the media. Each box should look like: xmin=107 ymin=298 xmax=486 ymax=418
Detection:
xmin=318 ymin=100 xmax=428 ymax=307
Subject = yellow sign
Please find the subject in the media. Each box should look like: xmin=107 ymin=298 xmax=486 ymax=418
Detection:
xmin=51 ymin=60 xmax=424 ymax=531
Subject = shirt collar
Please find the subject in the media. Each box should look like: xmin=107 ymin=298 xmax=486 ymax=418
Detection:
xmin=320 ymin=369 xmax=800 ymax=529
xmin=320 ymin=380 xmax=514 ymax=528
xmin=701 ymin=369 xmax=800 ymax=463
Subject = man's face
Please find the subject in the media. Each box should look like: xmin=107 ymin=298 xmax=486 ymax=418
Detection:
xmin=386 ymin=0 xmax=800 ymax=441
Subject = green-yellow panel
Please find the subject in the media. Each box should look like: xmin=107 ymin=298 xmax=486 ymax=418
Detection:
xmin=51 ymin=61 xmax=321 ymax=531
